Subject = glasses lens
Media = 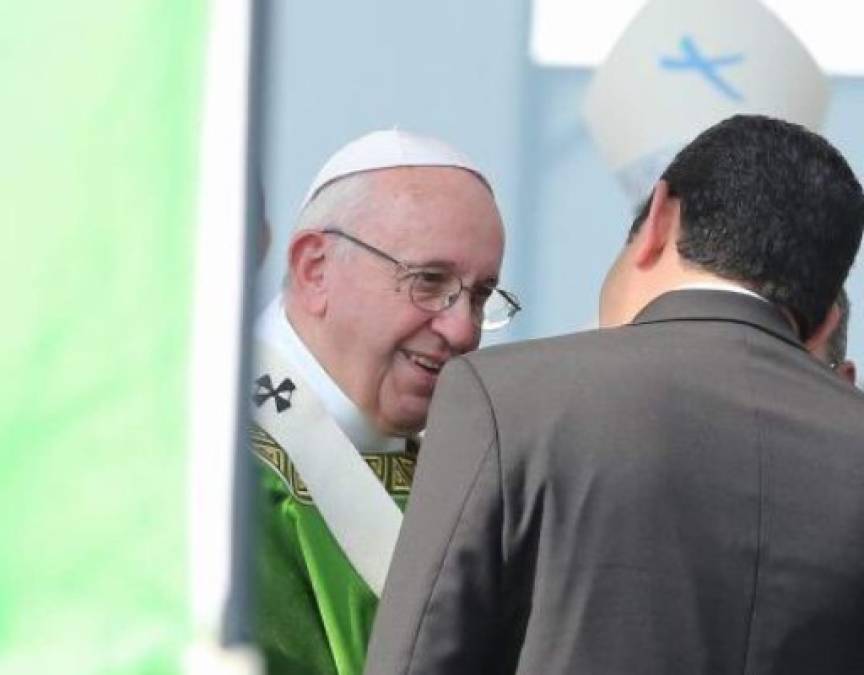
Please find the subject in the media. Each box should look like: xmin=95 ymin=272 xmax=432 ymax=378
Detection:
xmin=409 ymin=270 xmax=461 ymax=312
xmin=481 ymin=289 xmax=519 ymax=331
xmin=408 ymin=271 xmax=520 ymax=330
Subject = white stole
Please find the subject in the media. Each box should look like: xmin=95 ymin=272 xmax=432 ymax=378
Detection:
xmin=251 ymin=340 xmax=403 ymax=597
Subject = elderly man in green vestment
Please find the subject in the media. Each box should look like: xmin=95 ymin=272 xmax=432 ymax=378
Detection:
xmin=250 ymin=130 xmax=519 ymax=674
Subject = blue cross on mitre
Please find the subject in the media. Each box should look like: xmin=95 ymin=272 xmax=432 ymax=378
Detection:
xmin=660 ymin=35 xmax=745 ymax=102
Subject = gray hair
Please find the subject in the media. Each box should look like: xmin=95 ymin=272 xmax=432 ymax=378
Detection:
xmin=283 ymin=172 xmax=374 ymax=289
xmin=296 ymin=171 xmax=373 ymax=233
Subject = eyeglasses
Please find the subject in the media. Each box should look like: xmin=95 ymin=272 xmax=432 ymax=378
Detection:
xmin=321 ymin=228 xmax=521 ymax=330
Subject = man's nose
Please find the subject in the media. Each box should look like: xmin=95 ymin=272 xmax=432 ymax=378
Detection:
xmin=430 ymin=291 xmax=481 ymax=354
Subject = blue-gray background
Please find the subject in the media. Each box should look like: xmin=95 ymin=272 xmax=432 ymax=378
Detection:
xmin=256 ymin=1 xmax=864 ymax=378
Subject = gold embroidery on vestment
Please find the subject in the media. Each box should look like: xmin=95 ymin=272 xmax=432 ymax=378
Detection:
xmin=250 ymin=423 xmax=416 ymax=504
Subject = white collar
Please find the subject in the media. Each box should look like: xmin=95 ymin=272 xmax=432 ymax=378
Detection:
xmin=673 ymin=281 xmax=767 ymax=302
xmin=255 ymin=295 xmax=407 ymax=454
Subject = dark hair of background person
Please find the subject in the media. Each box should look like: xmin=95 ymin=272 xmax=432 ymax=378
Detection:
xmin=629 ymin=115 xmax=864 ymax=340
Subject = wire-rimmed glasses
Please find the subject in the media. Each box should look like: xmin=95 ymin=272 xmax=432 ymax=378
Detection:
xmin=321 ymin=228 xmax=521 ymax=330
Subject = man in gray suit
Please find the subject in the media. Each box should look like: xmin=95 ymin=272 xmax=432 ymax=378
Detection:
xmin=364 ymin=115 xmax=864 ymax=674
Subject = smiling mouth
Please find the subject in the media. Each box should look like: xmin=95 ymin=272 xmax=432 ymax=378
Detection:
xmin=404 ymin=351 xmax=445 ymax=375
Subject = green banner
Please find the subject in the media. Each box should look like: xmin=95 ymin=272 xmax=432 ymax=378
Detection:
xmin=0 ymin=3 xmax=208 ymax=673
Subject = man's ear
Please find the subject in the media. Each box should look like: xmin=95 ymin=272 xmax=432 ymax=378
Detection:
xmin=836 ymin=360 xmax=857 ymax=386
xmin=288 ymin=230 xmax=329 ymax=315
xmin=633 ymin=180 xmax=677 ymax=269
xmin=804 ymin=303 xmax=841 ymax=354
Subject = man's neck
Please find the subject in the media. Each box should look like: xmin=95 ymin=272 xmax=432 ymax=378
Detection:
xmin=631 ymin=262 xmax=762 ymax=318
xmin=636 ymin=274 xmax=802 ymax=337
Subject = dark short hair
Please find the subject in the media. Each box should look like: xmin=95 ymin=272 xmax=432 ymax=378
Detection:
xmin=630 ymin=115 xmax=864 ymax=339
xmin=827 ymin=287 xmax=851 ymax=365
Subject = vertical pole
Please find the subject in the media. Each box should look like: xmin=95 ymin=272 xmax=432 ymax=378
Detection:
xmin=184 ymin=0 xmax=263 ymax=672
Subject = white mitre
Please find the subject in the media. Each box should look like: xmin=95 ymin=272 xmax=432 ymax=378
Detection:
xmin=583 ymin=0 xmax=829 ymax=209
xmin=299 ymin=128 xmax=492 ymax=212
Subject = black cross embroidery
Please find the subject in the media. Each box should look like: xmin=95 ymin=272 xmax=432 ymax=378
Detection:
xmin=253 ymin=374 xmax=296 ymax=413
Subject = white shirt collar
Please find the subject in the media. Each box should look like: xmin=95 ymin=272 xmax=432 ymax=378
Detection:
xmin=673 ymin=281 xmax=767 ymax=302
xmin=255 ymin=295 xmax=407 ymax=454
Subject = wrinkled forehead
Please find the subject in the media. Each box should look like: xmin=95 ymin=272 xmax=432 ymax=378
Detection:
xmin=354 ymin=165 xmax=498 ymax=228
xmin=357 ymin=167 xmax=504 ymax=276
xmin=372 ymin=164 xmax=497 ymax=221
xmin=307 ymin=167 xmax=501 ymax=284
xmin=361 ymin=164 xmax=491 ymax=204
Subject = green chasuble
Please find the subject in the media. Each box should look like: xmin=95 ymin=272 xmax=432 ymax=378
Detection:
xmin=252 ymin=423 xmax=416 ymax=675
